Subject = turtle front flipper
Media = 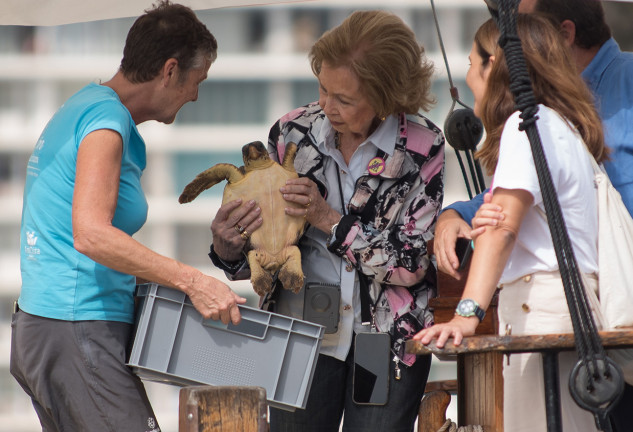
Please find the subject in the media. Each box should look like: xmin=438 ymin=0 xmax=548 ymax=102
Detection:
xmin=179 ymin=163 xmax=244 ymax=203
xmin=281 ymin=142 xmax=298 ymax=171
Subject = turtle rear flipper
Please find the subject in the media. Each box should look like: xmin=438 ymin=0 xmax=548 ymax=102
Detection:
xmin=248 ymin=250 xmax=275 ymax=296
xmin=278 ymin=245 xmax=304 ymax=293
xmin=179 ymin=163 xmax=244 ymax=203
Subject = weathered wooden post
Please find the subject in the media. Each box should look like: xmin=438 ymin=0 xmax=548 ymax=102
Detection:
xmin=179 ymin=386 xmax=269 ymax=432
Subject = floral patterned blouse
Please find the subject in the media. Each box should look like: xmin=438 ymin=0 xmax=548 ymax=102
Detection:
xmin=268 ymin=102 xmax=445 ymax=366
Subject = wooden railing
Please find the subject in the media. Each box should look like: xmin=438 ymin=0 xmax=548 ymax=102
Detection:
xmin=410 ymin=241 xmax=633 ymax=432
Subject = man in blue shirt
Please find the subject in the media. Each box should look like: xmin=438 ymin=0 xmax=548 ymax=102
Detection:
xmin=434 ymin=0 xmax=633 ymax=429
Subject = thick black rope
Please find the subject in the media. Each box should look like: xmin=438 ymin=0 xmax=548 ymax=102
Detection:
xmin=489 ymin=0 xmax=622 ymax=427
xmin=494 ymin=0 xmax=598 ymax=370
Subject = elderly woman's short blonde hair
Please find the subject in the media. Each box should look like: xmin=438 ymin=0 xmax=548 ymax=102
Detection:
xmin=309 ymin=10 xmax=435 ymax=118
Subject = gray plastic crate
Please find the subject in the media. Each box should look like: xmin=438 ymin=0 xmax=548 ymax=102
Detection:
xmin=128 ymin=283 xmax=324 ymax=411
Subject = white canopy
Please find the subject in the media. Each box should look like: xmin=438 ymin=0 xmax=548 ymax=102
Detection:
xmin=0 ymin=0 xmax=317 ymax=26
xmin=2 ymin=0 xmax=630 ymax=26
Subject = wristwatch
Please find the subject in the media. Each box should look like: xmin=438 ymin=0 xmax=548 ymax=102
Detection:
xmin=455 ymin=298 xmax=485 ymax=322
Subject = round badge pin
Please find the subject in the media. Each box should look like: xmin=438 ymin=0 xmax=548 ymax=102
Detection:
xmin=367 ymin=157 xmax=386 ymax=175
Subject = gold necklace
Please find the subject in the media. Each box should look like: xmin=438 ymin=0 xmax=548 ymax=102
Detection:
xmin=334 ymin=131 xmax=341 ymax=150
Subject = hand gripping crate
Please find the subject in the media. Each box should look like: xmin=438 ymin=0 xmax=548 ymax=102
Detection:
xmin=128 ymin=283 xmax=325 ymax=411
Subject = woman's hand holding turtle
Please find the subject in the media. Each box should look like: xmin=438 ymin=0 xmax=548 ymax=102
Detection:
xmin=280 ymin=177 xmax=337 ymax=232
xmin=211 ymin=198 xmax=262 ymax=261
xmin=281 ymin=178 xmax=319 ymax=221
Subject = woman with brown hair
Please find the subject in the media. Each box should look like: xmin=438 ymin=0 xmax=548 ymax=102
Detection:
xmin=210 ymin=10 xmax=445 ymax=432
xmin=414 ymin=15 xmax=606 ymax=432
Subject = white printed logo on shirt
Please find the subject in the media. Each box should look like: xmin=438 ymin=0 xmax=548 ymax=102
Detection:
xmin=25 ymin=231 xmax=40 ymax=259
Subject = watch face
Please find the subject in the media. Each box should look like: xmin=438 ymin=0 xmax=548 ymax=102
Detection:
xmin=458 ymin=299 xmax=476 ymax=315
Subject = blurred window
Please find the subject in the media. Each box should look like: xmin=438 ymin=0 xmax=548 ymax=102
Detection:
xmin=292 ymin=80 xmax=319 ymax=108
xmin=0 ymin=153 xmax=28 ymax=193
xmin=175 ymin=223 xmax=213 ymax=267
xmin=0 ymin=26 xmax=36 ymax=53
xmin=176 ymin=81 xmax=268 ymax=125
xmin=291 ymin=9 xmax=328 ymax=53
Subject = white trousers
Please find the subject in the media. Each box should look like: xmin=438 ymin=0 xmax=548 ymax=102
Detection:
xmin=498 ymin=271 xmax=600 ymax=432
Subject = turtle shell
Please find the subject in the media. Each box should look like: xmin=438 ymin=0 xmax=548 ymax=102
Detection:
xmin=180 ymin=141 xmax=306 ymax=295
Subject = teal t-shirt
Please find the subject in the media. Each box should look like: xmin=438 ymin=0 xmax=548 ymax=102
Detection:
xmin=19 ymin=82 xmax=148 ymax=323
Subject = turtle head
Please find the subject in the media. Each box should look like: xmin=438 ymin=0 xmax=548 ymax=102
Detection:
xmin=242 ymin=141 xmax=272 ymax=170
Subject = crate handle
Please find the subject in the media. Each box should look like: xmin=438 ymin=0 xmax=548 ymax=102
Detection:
xmin=202 ymin=315 xmax=268 ymax=340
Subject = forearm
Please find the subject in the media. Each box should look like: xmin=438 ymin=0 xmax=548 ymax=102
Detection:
xmin=313 ymin=208 xmax=343 ymax=236
xmin=413 ymin=189 xmax=528 ymax=348
xmin=460 ymin=226 xmax=516 ymax=311
xmin=74 ymin=224 xmax=202 ymax=295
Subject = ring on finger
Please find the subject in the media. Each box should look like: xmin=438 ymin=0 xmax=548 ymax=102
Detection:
xmin=234 ymin=224 xmax=245 ymax=234
xmin=240 ymin=230 xmax=250 ymax=240
xmin=303 ymin=208 xmax=308 ymax=219
xmin=305 ymin=196 xmax=312 ymax=208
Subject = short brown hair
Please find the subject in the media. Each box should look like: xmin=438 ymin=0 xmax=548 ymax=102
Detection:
xmin=309 ymin=10 xmax=435 ymax=117
xmin=534 ymin=0 xmax=611 ymax=50
xmin=120 ymin=0 xmax=217 ymax=83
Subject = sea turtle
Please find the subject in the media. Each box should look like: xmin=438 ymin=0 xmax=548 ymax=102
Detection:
xmin=179 ymin=141 xmax=306 ymax=296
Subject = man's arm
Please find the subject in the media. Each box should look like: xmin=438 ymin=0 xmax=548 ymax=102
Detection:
xmin=434 ymin=191 xmax=486 ymax=279
xmin=442 ymin=190 xmax=487 ymax=225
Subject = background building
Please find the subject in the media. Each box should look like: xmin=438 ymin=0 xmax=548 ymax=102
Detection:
xmin=1 ymin=1 xmax=632 ymax=430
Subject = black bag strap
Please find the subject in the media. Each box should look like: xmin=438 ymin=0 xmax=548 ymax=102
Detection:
xmin=333 ymin=162 xmax=384 ymax=326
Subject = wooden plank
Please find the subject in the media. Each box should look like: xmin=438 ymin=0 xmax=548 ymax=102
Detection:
xmin=406 ymin=329 xmax=633 ymax=356
xmin=458 ymin=352 xmax=503 ymax=431
xmin=424 ymin=379 xmax=458 ymax=394
xmin=179 ymin=386 xmax=268 ymax=432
